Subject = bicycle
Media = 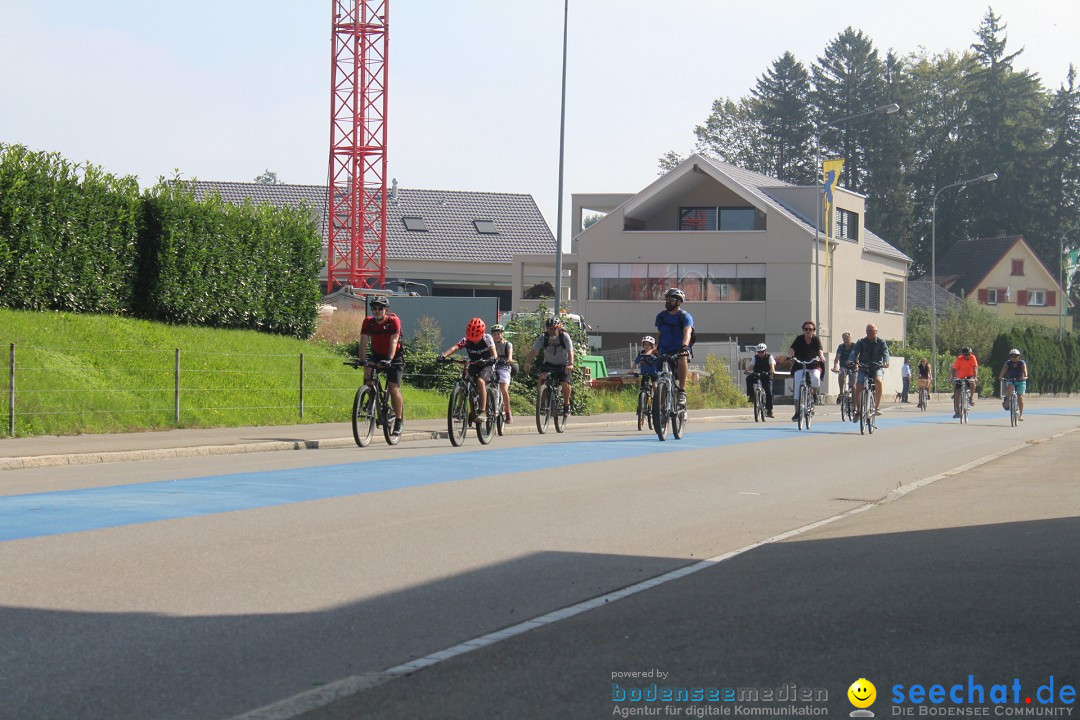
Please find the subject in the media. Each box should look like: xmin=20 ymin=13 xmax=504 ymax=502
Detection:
xmin=1002 ymin=380 xmax=1019 ymax=427
xmin=832 ymin=367 xmax=854 ymax=422
xmin=855 ymin=361 xmax=883 ymax=435
xmin=491 ymin=360 xmax=509 ymax=437
xmin=443 ymin=358 xmax=497 ymax=447
xmin=917 ymin=381 xmax=930 ymax=411
xmin=535 ymin=363 xmax=568 ymax=435
xmin=633 ymin=372 xmax=655 ymax=431
xmin=746 ymin=371 xmax=769 ymax=422
xmin=652 ymin=351 xmax=687 ymax=441
xmin=791 ymin=358 xmax=818 ymax=431
xmin=954 ymin=378 xmax=974 ymax=424
xmin=345 ymin=358 xmax=401 ymax=447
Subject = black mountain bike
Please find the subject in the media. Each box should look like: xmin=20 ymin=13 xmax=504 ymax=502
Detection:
xmin=535 ymin=364 xmax=568 ymax=435
xmin=747 ymin=372 xmax=770 ymax=422
xmin=856 ymin=361 xmax=884 ymax=435
xmin=634 ymin=373 xmax=654 ymax=431
xmin=346 ymin=358 xmax=400 ymax=447
xmin=652 ymin=351 xmax=687 ymax=441
xmin=444 ymin=358 xmax=497 ymax=447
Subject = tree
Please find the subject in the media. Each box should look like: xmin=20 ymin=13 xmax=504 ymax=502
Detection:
xmin=811 ymin=28 xmax=888 ymax=193
xmin=693 ymin=97 xmax=768 ymax=173
xmin=657 ymin=150 xmax=684 ymax=175
xmin=254 ymin=169 xmax=283 ymax=185
xmin=751 ymin=52 xmax=815 ymax=183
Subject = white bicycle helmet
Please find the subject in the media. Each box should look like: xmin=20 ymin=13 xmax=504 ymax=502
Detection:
xmin=755 ymin=343 xmax=768 ymax=352
xmin=1009 ymin=348 xmax=1021 ymax=356
xmin=641 ymin=336 xmax=656 ymax=345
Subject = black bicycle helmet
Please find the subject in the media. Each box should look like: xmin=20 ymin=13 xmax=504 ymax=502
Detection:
xmin=370 ymin=295 xmax=390 ymax=308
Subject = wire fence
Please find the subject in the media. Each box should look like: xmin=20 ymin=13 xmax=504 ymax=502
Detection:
xmin=1 ymin=343 xmax=463 ymax=437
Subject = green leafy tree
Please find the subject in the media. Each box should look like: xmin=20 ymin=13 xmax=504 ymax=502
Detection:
xmin=254 ymin=169 xmax=282 ymax=185
xmin=693 ymin=97 xmax=768 ymax=173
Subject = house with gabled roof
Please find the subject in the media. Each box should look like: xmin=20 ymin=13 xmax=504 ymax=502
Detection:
xmin=513 ymin=153 xmax=911 ymax=379
xmin=936 ymin=235 xmax=1071 ymax=331
xmin=188 ymin=180 xmax=555 ymax=308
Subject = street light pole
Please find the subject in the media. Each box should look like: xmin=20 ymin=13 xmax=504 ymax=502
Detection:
xmin=813 ymin=103 xmax=899 ymax=337
xmin=553 ymin=0 xmax=569 ymax=317
xmin=930 ymin=172 xmax=998 ymax=391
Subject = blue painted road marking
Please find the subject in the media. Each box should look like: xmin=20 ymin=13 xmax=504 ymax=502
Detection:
xmin=1 ymin=409 xmax=1065 ymax=542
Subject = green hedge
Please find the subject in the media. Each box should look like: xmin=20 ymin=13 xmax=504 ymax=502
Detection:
xmin=0 ymin=144 xmax=322 ymax=337
xmin=0 ymin=145 xmax=142 ymax=313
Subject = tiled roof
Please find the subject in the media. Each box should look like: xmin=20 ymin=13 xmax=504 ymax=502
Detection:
xmin=697 ymin=155 xmax=912 ymax=264
xmin=186 ymin=181 xmax=555 ymax=263
xmin=905 ymin=278 xmax=963 ymax=317
xmin=936 ymin=235 xmax=1022 ymax=296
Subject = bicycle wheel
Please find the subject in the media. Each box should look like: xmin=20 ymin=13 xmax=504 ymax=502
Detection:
xmin=652 ymin=381 xmax=669 ymax=441
xmin=859 ymin=387 xmax=868 ymax=435
xmin=753 ymin=390 xmax=763 ymax=422
xmin=494 ymin=392 xmax=505 ymax=437
xmin=352 ymin=387 xmax=377 ymax=447
xmin=960 ymin=388 xmax=969 ymax=424
xmin=382 ymin=399 xmax=400 ymax=446
xmin=919 ymin=388 xmax=928 ymax=411
xmin=553 ymin=388 xmax=567 ymax=433
xmin=867 ymin=393 xmax=876 ymax=434
xmin=535 ymin=384 xmax=552 ymax=434
xmin=637 ymin=390 xmax=649 ymax=430
xmin=1009 ymin=390 xmax=1018 ymax=427
xmin=803 ymin=390 xmax=813 ymax=430
xmin=447 ymin=384 xmax=468 ymax=446
xmin=476 ymin=387 xmax=496 ymax=445
xmin=671 ymin=393 xmax=685 ymax=439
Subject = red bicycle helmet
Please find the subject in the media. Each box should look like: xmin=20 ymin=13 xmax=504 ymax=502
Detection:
xmin=466 ymin=317 xmax=487 ymax=342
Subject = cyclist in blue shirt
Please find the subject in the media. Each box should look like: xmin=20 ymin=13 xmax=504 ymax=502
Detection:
xmin=831 ymin=332 xmax=857 ymax=403
xmin=998 ymin=348 xmax=1028 ymax=421
xmin=655 ymin=288 xmax=694 ymax=407
xmin=851 ymin=323 xmax=890 ymax=419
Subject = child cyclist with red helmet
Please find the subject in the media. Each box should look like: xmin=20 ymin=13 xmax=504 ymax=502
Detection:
xmin=438 ymin=318 xmax=498 ymax=418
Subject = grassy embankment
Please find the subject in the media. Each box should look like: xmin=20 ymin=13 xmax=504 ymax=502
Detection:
xmin=0 ymin=309 xmax=746 ymax=437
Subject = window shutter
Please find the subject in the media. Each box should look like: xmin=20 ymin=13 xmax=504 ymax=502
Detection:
xmin=1047 ymin=290 xmax=1056 ymax=307
xmin=1017 ymin=290 xmax=1027 ymax=306
xmin=977 ymin=289 xmax=988 ymax=304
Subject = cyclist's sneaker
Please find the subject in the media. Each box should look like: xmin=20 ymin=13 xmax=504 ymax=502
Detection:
xmin=677 ymin=391 xmax=687 ymax=407
xmin=505 ymin=410 xmax=512 ymax=424
xmin=1019 ymin=415 xmax=1024 ymax=421
xmin=952 ymin=412 xmax=961 ymax=418
xmin=791 ymin=411 xmax=799 ymax=422
xmin=562 ymin=404 xmax=571 ymax=417
xmin=392 ymin=419 xmax=403 ymax=435
xmin=873 ymin=410 xmax=882 ymax=417
xmin=836 ymin=396 xmax=841 ymax=405
xmin=766 ymin=410 xmax=774 ymax=418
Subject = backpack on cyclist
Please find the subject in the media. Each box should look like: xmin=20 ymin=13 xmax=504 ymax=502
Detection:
xmin=541 ymin=330 xmax=570 ymax=351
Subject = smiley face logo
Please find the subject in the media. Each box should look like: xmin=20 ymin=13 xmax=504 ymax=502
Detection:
xmin=848 ymin=678 xmax=877 ymax=709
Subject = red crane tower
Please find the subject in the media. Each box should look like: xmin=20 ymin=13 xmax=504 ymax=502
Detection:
xmin=327 ymin=0 xmax=388 ymax=291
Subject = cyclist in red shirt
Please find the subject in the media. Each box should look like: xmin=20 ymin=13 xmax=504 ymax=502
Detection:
xmin=357 ymin=296 xmax=405 ymax=435
xmin=950 ymin=346 xmax=978 ymax=418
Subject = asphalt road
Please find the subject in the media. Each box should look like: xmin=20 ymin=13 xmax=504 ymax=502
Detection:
xmin=1 ymin=401 xmax=1078 ymax=720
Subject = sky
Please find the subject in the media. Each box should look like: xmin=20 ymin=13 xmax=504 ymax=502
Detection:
xmin=2 ymin=0 xmax=1078 ymax=246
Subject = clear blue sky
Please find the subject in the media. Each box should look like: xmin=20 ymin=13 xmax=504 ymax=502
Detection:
xmin=2 ymin=0 xmax=1077 ymax=243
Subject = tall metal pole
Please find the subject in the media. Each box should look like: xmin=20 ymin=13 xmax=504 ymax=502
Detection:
xmin=930 ymin=173 xmax=998 ymax=391
xmin=813 ymin=103 xmax=899 ymax=336
xmin=553 ymin=0 xmax=569 ymax=316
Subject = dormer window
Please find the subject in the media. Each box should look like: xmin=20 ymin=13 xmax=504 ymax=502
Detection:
xmin=474 ymin=219 xmax=498 ymax=234
xmin=402 ymin=216 xmax=428 ymax=232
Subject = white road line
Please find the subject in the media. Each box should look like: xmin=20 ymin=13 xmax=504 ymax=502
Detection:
xmin=225 ymin=428 xmax=1078 ymax=720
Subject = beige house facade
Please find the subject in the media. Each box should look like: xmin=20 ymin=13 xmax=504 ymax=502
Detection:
xmin=936 ymin=235 xmax=1071 ymax=332
xmin=513 ymin=154 xmax=911 ymax=389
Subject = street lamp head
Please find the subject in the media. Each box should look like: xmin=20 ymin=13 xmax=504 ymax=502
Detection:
xmin=882 ymin=103 xmax=900 ymax=114
xmin=979 ymin=172 xmax=999 ymax=182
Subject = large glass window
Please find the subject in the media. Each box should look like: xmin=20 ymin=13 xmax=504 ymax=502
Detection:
xmin=589 ymin=263 xmax=767 ymax=301
xmin=719 ymin=207 xmax=757 ymax=231
xmin=678 ymin=207 xmax=717 ymax=231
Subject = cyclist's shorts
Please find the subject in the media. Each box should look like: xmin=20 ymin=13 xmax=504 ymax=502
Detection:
xmin=495 ymin=365 xmax=512 ymax=385
xmin=856 ymin=367 xmax=884 ymax=383
xmin=539 ymin=363 xmax=570 ymax=383
xmin=953 ymin=377 xmax=975 ymax=388
xmin=369 ymin=352 xmax=405 ymax=385
xmin=467 ymin=362 xmax=495 ymax=383
xmin=1004 ymin=379 xmax=1026 ymax=395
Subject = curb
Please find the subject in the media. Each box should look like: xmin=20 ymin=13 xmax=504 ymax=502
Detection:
xmin=0 ymin=413 xmax=757 ymax=472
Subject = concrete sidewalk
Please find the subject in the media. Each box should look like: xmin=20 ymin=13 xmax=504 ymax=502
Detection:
xmin=0 ymin=407 xmax=761 ymax=471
